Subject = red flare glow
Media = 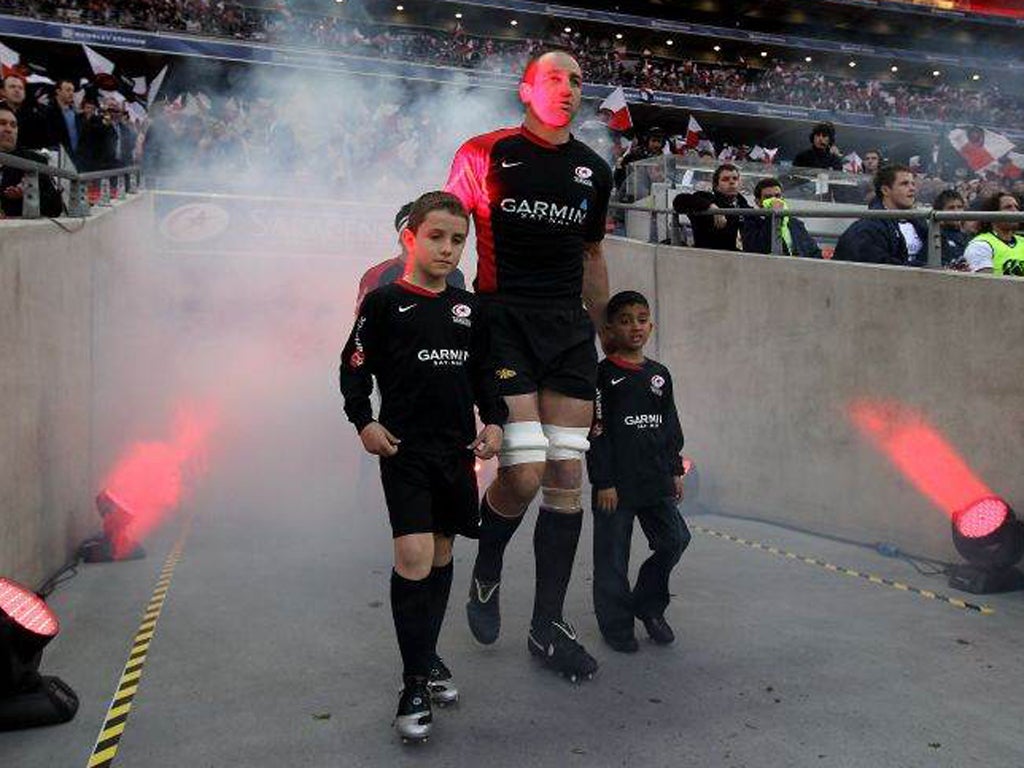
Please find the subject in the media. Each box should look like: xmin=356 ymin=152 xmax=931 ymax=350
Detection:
xmin=848 ymin=399 xmax=994 ymax=518
xmin=99 ymin=402 xmax=218 ymax=557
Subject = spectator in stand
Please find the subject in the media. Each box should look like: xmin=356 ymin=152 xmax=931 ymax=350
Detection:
xmin=833 ymin=165 xmax=927 ymax=266
xmin=77 ymin=96 xmax=113 ymax=172
xmin=613 ymin=125 xmax=667 ymax=197
xmin=672 ymin=163 xmax=751 ymax=251
xmin=742 ymin=177 xmax=822 ymax=259
xmin=1 ymin=72 xmax=45 ymax=150
xmin=41 ymin=78 xmax=81 ymax=161
xmin=792 ymin=122 xmax=843 ymax=171
xmin=101 ymin=99 xmax=137 ymax=168
xmin=0 ymin=103 xmax=63 ymax=217
xmin=962 ymin=192 xmax=1024 ymax=276
xmin=863 ymin=149 xmax=882 ymax=176
xmin=931 ymin=189 xmax=970 ymax=269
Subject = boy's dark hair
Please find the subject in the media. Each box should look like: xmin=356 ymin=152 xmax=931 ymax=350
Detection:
xmin=874 ymin=164 xmax=912 ymax=200
xmin=606 ymin=290 xmax=650 ymax=322
xmin=405 ymin=191 xmax=469 ymax=233
xmin=754 ymin=177 xmax=783 ymax=202
xmin=713 ymin=163 xmax=739 ymax=188
xmin=931 ymin=188 xmax=964 ymax=211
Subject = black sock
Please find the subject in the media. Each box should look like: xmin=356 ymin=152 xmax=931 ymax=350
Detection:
xmin=473 ymin=493 xmax=524 ymax=583
xmin=531 ymin=507 xmax=583 ymax=627
xmin=428 ymin=561 xmax=453 ymax=658
xmin=390 ymin=570 xmax=433 ymax=680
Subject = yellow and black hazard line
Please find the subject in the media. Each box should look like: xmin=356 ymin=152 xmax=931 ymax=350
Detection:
xmin=86 ymin=518 xmax=193 ymax=768
xmin=693 ymin=524 xmax=994 ymax=615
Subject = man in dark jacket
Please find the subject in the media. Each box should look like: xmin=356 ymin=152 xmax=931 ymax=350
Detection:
xmin=41 ymin=79 xmax=81 ymax=161
xmin=741 ymin=177 xmax=822 ymax=258
xmin=672 ymin=163 xmax=751 ymax=251
xmin=792 ymin=122 xmax=843 ymax=171
xmin=833 ymin=165 xmax=927 ymax=266
xmin=0 ymin=103 xmax=63 ymax=217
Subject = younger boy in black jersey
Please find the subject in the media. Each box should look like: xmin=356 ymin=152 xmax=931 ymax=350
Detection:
xmin=588 ymin=291 xmax=691 ymax=653
xmin=340 ymin=191 xmax=505 ymax=742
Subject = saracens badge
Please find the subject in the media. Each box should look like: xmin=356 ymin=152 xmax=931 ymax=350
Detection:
xmin=650 ymin=374 xmax=665 ymax=396
xmin=452 ymin=304 xmax=472 ymax=326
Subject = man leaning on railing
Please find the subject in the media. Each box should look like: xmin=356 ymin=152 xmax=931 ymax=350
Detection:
xmin=0 ymin=103 xmax=64 ymax=219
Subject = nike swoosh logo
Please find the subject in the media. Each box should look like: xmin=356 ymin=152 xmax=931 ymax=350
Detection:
xmin=611 ymin=377 xmax=626 ymax=386
xmin=500 ymin=159 xmax=523 ymax=168
xmin=474 ymin=580 xmax=499 ymax=603
xmin=398 ymin=305 xmax=416 ymax=313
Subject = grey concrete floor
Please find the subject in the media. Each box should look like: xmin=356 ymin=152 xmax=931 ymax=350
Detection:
xmin=5 ymin=443 xmax=1024 ymax=768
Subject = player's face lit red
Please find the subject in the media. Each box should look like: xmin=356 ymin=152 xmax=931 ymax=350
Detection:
xmin=521 ymin=54 xmax=583 ymax=129
xmin=403 ymin=210 xmax=468 ymax=282
xmin=607 ymin=304 xmax=652 ymax=353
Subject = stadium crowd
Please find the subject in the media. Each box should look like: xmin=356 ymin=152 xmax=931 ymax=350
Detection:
xmin=2 ymin=0 xmax=1023 ymax=128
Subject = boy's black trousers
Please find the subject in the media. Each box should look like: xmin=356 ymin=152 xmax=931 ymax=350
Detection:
xmin=592 ymin=497 xmax=691 ymax=642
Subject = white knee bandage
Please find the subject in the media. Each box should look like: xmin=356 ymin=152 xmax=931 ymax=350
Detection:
xmin=542 ymin=425 xmax=591 ymax=462
xmin=499 ymin=421 xmax=549 ymax=467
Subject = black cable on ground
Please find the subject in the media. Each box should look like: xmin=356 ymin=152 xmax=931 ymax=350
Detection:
xmin=690 ymin=507 xmax=955 ymax=578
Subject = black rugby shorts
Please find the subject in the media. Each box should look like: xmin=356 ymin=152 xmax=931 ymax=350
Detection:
xmin=380 ymin=449 xmax=480 ymax=539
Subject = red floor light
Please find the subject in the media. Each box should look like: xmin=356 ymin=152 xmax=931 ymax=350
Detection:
xmin=0 ymin=578 xmax=78 ymax=730
xmin=80 ymin=490 xmax=147 ymax=563
xmin=949 ymin=498 xmax=1024 ymax=593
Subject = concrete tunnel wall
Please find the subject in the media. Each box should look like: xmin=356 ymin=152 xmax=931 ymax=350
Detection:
xmin=0 ymin=198 xmax=151 ymax=588
xmin=3 ymin=201 xmax=1023 ymax=586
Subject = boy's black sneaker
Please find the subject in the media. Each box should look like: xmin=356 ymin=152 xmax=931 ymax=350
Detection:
xmin=527 ymin=619 xmax=599 ymax=682
xmin=640 ymin=614 xmax=675 ymax=645
xmin=466 ymin=576 xmax=501 ymax=645
xmin=427 ymin=655 xmax=459 ymax=706
xmin=603 ymin=634 xmax=639 ymax=654
xmin=394 ymin=677 xmax=432 ymax=743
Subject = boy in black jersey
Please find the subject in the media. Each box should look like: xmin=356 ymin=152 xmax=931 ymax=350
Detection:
xmin=588 ymin=291 xmax=691 ymax=653
xmin=340 ymin=191 xmax=505 ymax=742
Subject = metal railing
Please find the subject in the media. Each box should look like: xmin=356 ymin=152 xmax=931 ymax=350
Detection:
xmin=0 ymin=151 xmax=142 ymax=219
xmin=610 ymin=201 xmax=1024 ymax=268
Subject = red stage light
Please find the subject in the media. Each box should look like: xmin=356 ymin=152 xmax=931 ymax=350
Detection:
xmin=0 ymin=580 xmax=59 ymax=639
xmin=954 ymin=497 xmax=1010 ymax=539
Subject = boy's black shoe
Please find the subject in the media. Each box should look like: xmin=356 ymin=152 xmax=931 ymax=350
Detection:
xmin=603 ymin=634 xmax=639 ymax=654
xmin=466 ymin=577 xmax=501 ymax=645
xmin=640 ymin=614 xmax=675 ymax=645
xmin=427 ymin=655 xmax=459 ymax=706
xmin=528 ymin=619 xmax=599 ymax=682
xmin=394 ymin=677 xmax=433 ymax=743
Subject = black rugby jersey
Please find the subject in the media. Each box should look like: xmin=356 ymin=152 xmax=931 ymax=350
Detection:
xmin=340 ymin=280 xmax=506 ymax=453
xmin=587 ymin=356 xmax=685 ymax=507
xmin=445 ymin=125 xmax=612 ymax=300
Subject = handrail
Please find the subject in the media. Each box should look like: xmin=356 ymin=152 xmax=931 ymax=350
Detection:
xmin=0 ymin=150 xmax=142 ymax=218
xmin=609 ymin=201 xmax=1024 ymax=267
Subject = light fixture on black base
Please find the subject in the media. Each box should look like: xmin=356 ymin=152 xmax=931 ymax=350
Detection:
xmin=948 ymin=496 xmax=1024 ymax=595
xmin=0 ymin=578 xmax=78 ymax=730
xmin=80 ymin=490 xmax=146 ymax=563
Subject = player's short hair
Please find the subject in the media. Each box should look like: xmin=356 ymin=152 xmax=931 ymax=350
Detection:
xmin=754 ymin=177 xmax=783 ymax=201
xmin=521 ymin=48 xmax=578 ymax=84
xmin=406 ymin=191 xmax=469 ymax=233
xmin=606 ymin=290 xmax=650 ymax=322
xmin=394 ymin=201 xmax=414 ymax=232
xmin=713 ymin=163 xmax=740 ymax=188
xmin=874 ymin=164 xmax=912 ymax=199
